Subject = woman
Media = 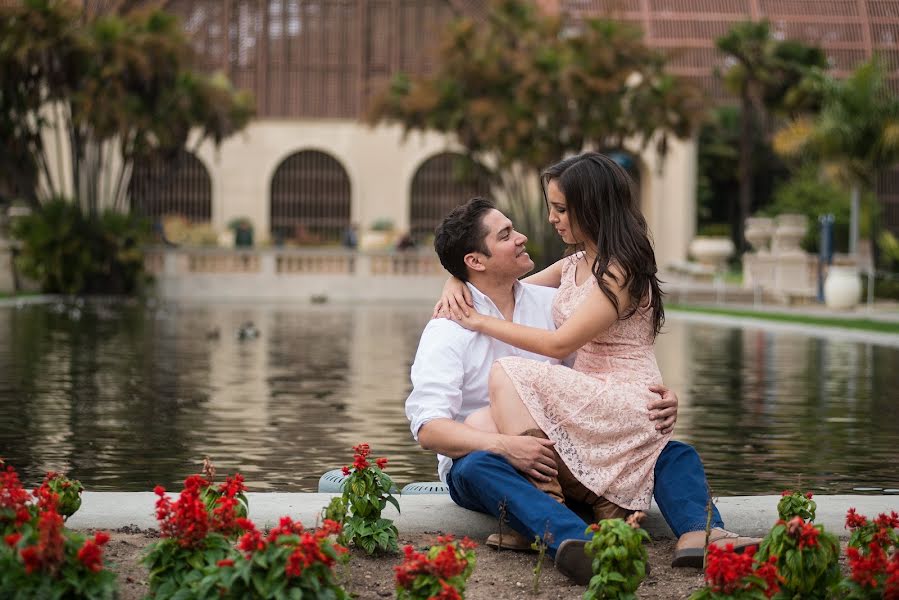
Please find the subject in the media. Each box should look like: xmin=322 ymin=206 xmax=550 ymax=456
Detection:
xmin=438 ymin=152 xmax=669 ymax=519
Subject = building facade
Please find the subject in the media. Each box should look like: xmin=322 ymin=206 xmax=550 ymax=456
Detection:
xmin=90 ymin=0 xmax=899 ymax=260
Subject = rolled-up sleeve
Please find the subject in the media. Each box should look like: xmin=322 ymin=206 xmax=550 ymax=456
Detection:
xmin=405 ymin=320 xmax=467 ymax=440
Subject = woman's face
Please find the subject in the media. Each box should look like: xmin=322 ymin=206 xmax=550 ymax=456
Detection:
xmin=546 ymin=179 xmax=581 ymax=245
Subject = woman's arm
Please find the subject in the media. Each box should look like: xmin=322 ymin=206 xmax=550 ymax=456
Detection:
xmin=453 ymin=273 xmax=632 ymax=359
xmin=433 ymin=257 xmax=565 ymax=318
xmin=520 ymin=258 xmax=564 ymax=288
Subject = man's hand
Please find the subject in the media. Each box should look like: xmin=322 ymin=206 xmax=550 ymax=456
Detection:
xmin=648 ymin=384 xmax=678 ymax=435
xmin=495 ymin=435 xmax=558 ymax=482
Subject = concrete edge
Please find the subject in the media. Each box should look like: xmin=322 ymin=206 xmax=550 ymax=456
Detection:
xmin=667 ymin=310 xmax=899 ymax=348
xmin=67 ymin=493 xmax=898 ymax=540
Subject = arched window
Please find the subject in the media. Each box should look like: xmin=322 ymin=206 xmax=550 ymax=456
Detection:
xmin=270 ymin=150 xmax=351 ymax=244
xmin=409 ymin=153 xmax=492 ymax=242
xmin=129 ymin=149 xmax=212 ymax=223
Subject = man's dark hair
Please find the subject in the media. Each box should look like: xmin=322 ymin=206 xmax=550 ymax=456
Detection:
xmin=433 ymin=197 xmax=495 ymax=281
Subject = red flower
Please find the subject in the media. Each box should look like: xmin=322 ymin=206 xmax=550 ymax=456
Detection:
xmin=433 ymin=543 xmax=467 ymax=579
xmin=705 ymin=543 xmax=755 ymax=594
xmin=0 ymin=466 xmax=34 ymax=529
xmin=805 ymin=492 xmax=814 ymax=499
xmin=341 ymin=465 xmax=350 ymax=476
xmin=846 ymin=507 xmax=869 ymax=529
xmin=4 ymin=532 xmax=21 ymax=547
xmin=781 ymin=490 xmax=792 ymax=497
xmin=77 ymin=538 xmax=105 ymax=573
xmin=217 ymin=474 xmax=246 ymax=498
xmin=786 ymin=516 xmax=820 ymax=549
xmin=353 ymin=443 xmax=371 ymax=458
xmin=376 ymin=457 xmax=388 ymax=470
xmin=848 ymin=543 xmax=888 ymax=589
xmin=217 ymin=559 xmax=235 ymax=567
xmin=434 ymin=580 xmax=463 ymax=600
xmin=154 ymin=475 xmax=211 ymax=548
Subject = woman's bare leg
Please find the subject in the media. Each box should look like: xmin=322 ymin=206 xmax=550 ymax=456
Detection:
xmin=463 ymin=407 xmax=499 ymax=433
xmin=489 ymin=362 xmax=542 ymax=435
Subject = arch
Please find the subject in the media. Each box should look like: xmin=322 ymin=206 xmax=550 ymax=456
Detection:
xmin=129 ymin=149 xmax=212 ymax=223
xmin=269 ymin=150 xmax=352 ymax=244
xmin=409 ymin=152 xmax=492 ymax=242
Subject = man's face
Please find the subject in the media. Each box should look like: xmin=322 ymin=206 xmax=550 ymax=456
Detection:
xmin=475 ymin=209 xmax=534 ymax=279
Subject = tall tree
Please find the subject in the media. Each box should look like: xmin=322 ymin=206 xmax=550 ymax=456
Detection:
xmin=0 ymin=0 xmax=254 ymax=214
xmin=774 ymin=59 xmax=899 ymax=265
xmin=716 ymin=20 xmax=827 ymax=253
xmin=369 ymin=0 xmax=702 ymax=266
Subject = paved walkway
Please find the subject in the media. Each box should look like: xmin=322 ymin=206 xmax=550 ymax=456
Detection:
xmin=67 ymin=492 xmax=897 ymax=540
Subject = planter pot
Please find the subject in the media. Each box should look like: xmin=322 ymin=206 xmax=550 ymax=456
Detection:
xmin=689 ymin=236 xmax=735 ymax=270
xmin=744 ymin=217 xmax=774 ymax=253
xmin=360 ymin=231 xmax=395 ymax=250
xmin=824 ymin=266 xmax=861 ymax=310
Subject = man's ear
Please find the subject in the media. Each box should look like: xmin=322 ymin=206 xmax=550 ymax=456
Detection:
xmin=463 ymin=252 xmax=487 ymax=273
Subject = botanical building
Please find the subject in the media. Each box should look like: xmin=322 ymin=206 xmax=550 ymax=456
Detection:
xmin=79 ymin=0 xmax=899 ymax=258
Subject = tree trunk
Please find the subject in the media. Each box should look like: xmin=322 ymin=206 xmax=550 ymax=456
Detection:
xmin=737 ymin=93 xmax=754 ymax=256
xmin=849 ymin=183 xmax=860 ymax=258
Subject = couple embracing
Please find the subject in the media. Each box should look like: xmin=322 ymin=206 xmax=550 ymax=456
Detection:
xmin=404 ymin=152 xmax=757 ymax=584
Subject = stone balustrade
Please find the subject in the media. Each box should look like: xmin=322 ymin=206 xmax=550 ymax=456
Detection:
xmin=144 ymin=247 xmax=447 ymax=301
xmin=742 ymin=214 xmax=817 ymax=303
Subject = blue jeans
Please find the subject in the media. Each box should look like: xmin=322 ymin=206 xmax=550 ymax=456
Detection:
xmin=446 ymin=441 xmax=723 ymax=557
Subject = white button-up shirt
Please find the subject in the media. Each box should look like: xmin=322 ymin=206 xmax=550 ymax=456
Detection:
xmin=405 ymin=280 xmax=562 ymax=483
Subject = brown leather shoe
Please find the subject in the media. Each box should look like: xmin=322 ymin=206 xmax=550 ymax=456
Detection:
xmin=671 ymin=528 xmax=762 ymax=568
xmin=485 ymin=528 xmax=535 ymax=552
xmin=555 ymin=539 xmax=593 ymax=585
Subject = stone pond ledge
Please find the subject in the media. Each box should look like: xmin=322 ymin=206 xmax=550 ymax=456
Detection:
xmin=67 ymin=493 xmax=896 ymax=540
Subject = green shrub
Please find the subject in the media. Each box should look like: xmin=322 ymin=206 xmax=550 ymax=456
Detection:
xmin=764 ymin=167 xmax=874 ymax=254
xmin=582 ymin=517 xmax=650 ymax=600
xmin=11 ymin=199 xmax=149 ymax=294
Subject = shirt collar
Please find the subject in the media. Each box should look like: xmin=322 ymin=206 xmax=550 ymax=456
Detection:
xmin=465 ymin=280 xmax=525 ymax=318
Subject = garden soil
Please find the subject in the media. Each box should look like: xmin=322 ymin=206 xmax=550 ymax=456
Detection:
xmin=104 ymin=528 xmax=713 ymax=599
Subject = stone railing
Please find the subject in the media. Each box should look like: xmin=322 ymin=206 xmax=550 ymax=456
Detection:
xmin=742 ymin=215 xmax=817 ymax=303
xmin=143 ymin=247 xmax=446 ymax=301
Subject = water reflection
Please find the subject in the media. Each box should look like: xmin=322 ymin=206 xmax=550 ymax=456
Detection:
xmin=1 ymin=301 xmax=896 ymax=495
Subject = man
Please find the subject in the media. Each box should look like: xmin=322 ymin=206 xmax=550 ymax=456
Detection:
xmin=405 ymin=198 xmax=758 ymax=584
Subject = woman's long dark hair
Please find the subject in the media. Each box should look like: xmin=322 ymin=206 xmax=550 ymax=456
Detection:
xmin=541 ymin=152 xmax=665 ymax=338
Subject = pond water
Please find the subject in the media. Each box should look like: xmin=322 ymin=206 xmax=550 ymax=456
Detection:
xmin=1 ymin=300 xmax=897 ymax=495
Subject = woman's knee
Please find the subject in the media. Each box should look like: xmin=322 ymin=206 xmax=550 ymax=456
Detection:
xmin=488 ymin=362 xmax=510 ymax=403
xmin=464 ymin=407 xmax=498 ymax=433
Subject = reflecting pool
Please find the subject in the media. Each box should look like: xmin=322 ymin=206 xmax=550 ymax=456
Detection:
xmin=1 ymin=300 xmax=897 ymax=495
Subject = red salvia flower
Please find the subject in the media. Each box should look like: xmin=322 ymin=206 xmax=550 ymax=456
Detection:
xmin=846 ymin=507 xmax=869 ymax=529
xmin=217 ymin=474 xmax=246 ymax=498
xmin=341 ymin=466 xmax=350 ymax=476
xmin=434 ymin=580 xmax=463 ymax=600
xmin=217 ymin=559 xmax=235 ymax=567
xmin=705 ymin=543 xmax=755 ymax=594
xmin=376 ymin=457 xmax=388 ymax=470
xmin=0 ymin=465 xmax=33 ymax=528
xmin=76 ymin=542 xmax=103 ymax=573
xmin=4 ymin=532 xmax=21 ymax=547
xmin=153 ymin=476 xmax=211 ymax=548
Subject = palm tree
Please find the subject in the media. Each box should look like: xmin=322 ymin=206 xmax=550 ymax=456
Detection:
xmin=716 ymin=20 xmax=827 ymax=253
xmin=774 ymin=60 xmax=899 ymax=262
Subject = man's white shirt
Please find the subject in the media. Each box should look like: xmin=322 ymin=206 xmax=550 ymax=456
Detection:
xmin=405 ymin=280 xmax=564 ymax=483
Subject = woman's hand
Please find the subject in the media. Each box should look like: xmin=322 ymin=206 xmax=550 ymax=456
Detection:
xmin=448 ymin=307 xmax=486 ymax=332
xmin=432 ymin=276 xmax=473 ymax=319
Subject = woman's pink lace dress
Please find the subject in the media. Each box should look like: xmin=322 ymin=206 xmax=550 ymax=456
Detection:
xmin=497 ymin=253 xmax=671 ymax=510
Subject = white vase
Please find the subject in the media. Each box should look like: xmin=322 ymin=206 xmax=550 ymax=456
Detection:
xmin=689 ymin=236 xmax=735 ymax=270
xmin=824 ymin=266 xmax=861 ymax=310
xmin=744 ymin=217 xmax=773 ymax=253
